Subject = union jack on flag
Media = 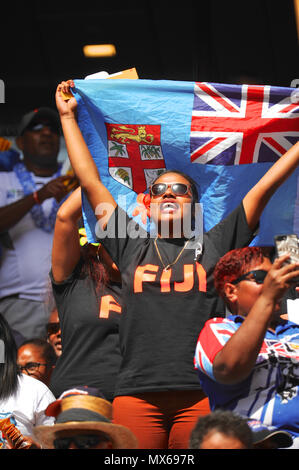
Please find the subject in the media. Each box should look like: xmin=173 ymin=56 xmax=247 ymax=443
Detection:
xmin=190 ymin=82 xmax=299 ymax=166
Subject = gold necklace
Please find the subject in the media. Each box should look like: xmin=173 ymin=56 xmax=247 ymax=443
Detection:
xmin=154 ymin=237 xmax=190 ymax=271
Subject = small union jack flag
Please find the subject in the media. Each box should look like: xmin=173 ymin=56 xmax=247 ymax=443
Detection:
xmin=190 ymin=82 xmax=299 ymax=165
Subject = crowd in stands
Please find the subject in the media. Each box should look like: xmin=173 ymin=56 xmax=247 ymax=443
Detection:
xmin=0 ymin=81 xmax=299 ymax=450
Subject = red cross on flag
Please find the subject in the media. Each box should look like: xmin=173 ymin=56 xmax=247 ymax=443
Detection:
xmin=106 ymin=123 xmax=166 ymax=193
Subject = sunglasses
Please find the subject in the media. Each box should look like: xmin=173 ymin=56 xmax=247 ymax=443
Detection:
xmin=150 ymin=183 xmax=191 ymax=197
xmin=19 ymin=362 xmax=48 ymax=374
xmin=231 ymin=269 xmax=268 ymax=285
xmin=47 ymin=322 xmax=61 ymax=336
xmin=53 ymin=434 xmax=108 ymax=449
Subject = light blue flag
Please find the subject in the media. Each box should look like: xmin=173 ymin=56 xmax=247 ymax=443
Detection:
xmin=72 ymin=79 xmax=299 ymax=245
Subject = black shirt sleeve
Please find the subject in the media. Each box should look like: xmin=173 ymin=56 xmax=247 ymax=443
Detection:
xmin=206 ymin=202 xmax=256 ymax=258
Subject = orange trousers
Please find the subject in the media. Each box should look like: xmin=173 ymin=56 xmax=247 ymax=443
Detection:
xmin=113 ymin=390 xmax=210 ymax=449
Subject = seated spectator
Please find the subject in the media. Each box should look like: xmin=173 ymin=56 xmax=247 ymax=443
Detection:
xmin=189 ymin=410 xmax=253 ymax=449
xmin=0 ymin=314 xmax=55 ymax=449
xmin=18 ymin=338 xmax=57 ymax=387
xmin=194 ymin=246 xmax=299 ymax=448
xmin=189 ymin=410 xmax=293 ymax=449
xmin=33 ymin=386 xmax=138 ymax=449
xmin=46 ymin=308 xmax=62 ymax=358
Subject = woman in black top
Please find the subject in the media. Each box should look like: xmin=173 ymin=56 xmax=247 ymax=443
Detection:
xmin=49 ymin=187 xmax=122 ymax=402
xmin=55 ymin=80 xmax=299 ymax=449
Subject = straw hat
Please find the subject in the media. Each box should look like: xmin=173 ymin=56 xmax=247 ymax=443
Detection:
xmin=34 ymin=386 xmax=138 ymax=449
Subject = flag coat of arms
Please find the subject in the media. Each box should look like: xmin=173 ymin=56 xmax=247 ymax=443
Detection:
xmin=71 ymin=79 xmax=299 ymax=245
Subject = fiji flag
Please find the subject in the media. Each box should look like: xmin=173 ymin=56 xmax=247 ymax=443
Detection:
xmin=71 ymin=79 xmax=299 ymax=245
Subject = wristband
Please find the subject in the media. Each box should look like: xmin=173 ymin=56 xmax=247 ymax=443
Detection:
xmin=33 ymin=191 xmax=41 ymax=205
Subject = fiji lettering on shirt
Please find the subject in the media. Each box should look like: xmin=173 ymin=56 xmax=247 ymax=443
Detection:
xmin=134 ymin=262 xmax=207 ymax=293
xmin=99 ymin=295 xmax=122 ymax=319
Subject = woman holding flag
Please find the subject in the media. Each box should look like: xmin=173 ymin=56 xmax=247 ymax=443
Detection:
xmin=55 ymin=79 xmax=299 ymax=449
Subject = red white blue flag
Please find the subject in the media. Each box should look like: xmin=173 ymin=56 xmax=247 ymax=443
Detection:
xmin=71 ymin=79 xmax=299 ymax=245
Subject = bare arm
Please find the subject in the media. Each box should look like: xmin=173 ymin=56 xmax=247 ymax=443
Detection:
xmin=0 ymin=193 xmax=39 ymax=233
xmin=55 ymin=81 xmax=117 ymax=231
xmin=213 ymin=255 xmax=299 ymax=384
xmin=51 ymin=187 xmax=82 ymax=282
xmin=243 ymin=141 xmax=299 ymax=230
xmin=0 ymin=176 xmax=71 ymax=233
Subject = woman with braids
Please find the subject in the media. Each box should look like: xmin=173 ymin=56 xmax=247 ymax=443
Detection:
xmin=55 ymin=79 xmax=299 ymax=449
xmin=0 ymin=314 xmax=55 ymax=449
xmin=49 ymin=187 xmax=122 ymax=402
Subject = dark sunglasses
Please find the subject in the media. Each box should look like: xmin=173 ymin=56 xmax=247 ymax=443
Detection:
xmin=19 ymin=362 xmax=48 ymax=374
xmin=27 ymin=122 xmax=60 ymax=134
xmin=47 ymin=322 xmax=60 ymax=335
xmin=231 ymin=269 xmax=268 ymax=285
xmin=150 ymin=182 xmax=192 ymax=197
xmin=53 ymin=434 xmax=107 ymax=449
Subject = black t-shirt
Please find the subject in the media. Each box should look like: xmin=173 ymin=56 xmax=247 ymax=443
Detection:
xmin=49 ymin=259 xmax=122 ymax=401
xmin=100 ymin=203 xmax=254 ymax=396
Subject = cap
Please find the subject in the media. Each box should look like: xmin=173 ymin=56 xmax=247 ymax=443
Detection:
xmin=18 ymin=107 xmax=61 ymax=136
xmin=248 ymin=420 xmax=293 ymax=448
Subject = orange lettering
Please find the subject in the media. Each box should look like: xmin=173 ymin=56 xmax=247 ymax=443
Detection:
xmin=134 ymin=264 xmax=159 ymax=293
xmin=99 ymin=295 xmax=122 ymax=319
xmin=196 ymin=262 xmax=207 ymax=292
xmin=174 ymin=264 xmax=194 ymax=292
xmin=161 ymin=268 xmax=172 ymax=292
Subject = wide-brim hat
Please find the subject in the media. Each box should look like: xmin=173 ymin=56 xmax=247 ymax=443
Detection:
xmin=18 ymin=107 xmax=61 ymax=136
xmin=34 ymin=386 xmax=138 ymax=449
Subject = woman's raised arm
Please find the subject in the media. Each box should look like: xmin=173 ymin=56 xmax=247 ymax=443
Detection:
xmin=55 ymin=81 xmax=117 ymax=231
xmin=51 ymin=186 xmax=82 ymax=282
xmin=243 ymin=141 xmax=299 ymax=230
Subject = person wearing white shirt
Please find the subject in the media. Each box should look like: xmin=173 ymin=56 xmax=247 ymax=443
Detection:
xmin=0 ymin=107 xmax=71 ymax=338
xmin=0 ymin=313 xmax=55 ymax=448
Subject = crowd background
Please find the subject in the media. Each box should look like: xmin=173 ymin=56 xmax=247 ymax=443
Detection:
xmin=0 ymin=0 xmax=298 ymax=453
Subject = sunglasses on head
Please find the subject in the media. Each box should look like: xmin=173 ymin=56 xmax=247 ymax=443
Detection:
xmin=53 ymin=434 xmax=109 ymax=449
xmin=78 ymin=227 xmax=100 ymax=247
xmin=150 ymin=182 xmax=191 ymax=197
xmin=47 ymin=322 xmax=60 ymax=336
xmin=231 ymin=269 xmax=268 ymax=285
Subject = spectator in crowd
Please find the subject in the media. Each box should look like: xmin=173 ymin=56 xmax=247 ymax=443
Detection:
xmin=0 ymin=314 xmax=55 ymax=449
xmin=46 ymin=307 xmax=62 ymax=358
xmin=49 ymin=187 xmax=122 ymax=402
xmin=0 ymin=107 xmax=73 ymax=339
xmin=189 ymin=410 xmax=253 ymax=449
xmin=18 ymin=338 xmax=57 ymax=387
xmin=248 ymin=420 xmax=293 ymax=449
xmin=33 ymin=386 xmax=138 ymax=449
xmin=194 ymin=246 xmax=299 ymax=448
xmin=55 ymin=80 xmax=299 ymax=449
